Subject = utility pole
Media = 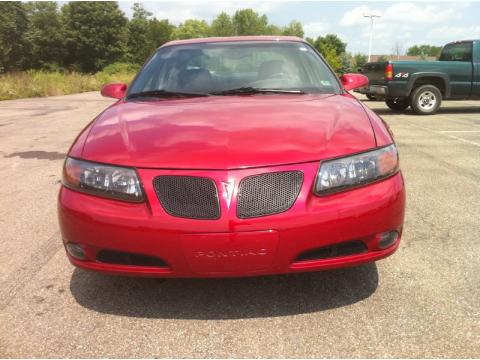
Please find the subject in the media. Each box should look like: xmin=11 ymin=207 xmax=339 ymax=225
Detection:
xmin=364 ymin=14 xmax=381 ymax=62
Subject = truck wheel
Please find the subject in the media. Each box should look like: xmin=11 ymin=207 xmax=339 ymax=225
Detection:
xmin=366 ymin=94 xmax=377 ymax=101
xmin=410 ymin=85 xmax=442 ymax=115
xmin=385 ymin=98 xmax=409 ymax=111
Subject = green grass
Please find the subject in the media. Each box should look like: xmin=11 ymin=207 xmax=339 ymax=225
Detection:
xmin=0 ymin=66 xmax=137 ymax=101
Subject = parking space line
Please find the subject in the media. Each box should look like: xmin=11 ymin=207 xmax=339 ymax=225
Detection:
xmin=443 ymin=135 xmax=480 ymax=147
xmin=438 ymin=130 xmax=480 ymax=133
xmin=404 ymin=121 xmax=480 ymax=147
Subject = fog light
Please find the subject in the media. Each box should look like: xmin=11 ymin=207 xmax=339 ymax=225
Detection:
xmin=65 ymin=243 xmax=85 ymax=260
xmin=378 ymin=231 xmax=399 ymax=249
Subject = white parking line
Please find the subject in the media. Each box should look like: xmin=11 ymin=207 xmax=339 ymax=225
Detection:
xmin=443 ymin=134 xmax=480 ymax=147
xmin=404 ymin=121 xmax=480 ymax=147
xmin=438 ymin=130 xmax=480 ymax=133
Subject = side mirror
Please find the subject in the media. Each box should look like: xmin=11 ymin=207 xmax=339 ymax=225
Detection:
xmin=340 ymin=73 xmax=369 ymax=91
xmin=101 ymin=83 xmax=127 ymax=99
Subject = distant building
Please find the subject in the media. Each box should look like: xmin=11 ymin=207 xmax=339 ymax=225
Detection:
xmin=369 ymin=55 xmax=437 ymax=62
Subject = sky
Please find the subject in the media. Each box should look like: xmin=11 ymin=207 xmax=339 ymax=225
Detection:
xmin=117 ymin=1 xmax=480 ymax=55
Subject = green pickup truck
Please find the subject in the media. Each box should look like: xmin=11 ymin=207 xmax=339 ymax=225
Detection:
xmin=359 ymin=40 xmax=480 ymax=115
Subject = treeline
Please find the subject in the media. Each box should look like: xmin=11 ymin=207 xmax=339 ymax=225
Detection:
xmin=406 ymin=45 xmax=442 ymax=58
xmin=1 ymin=1 xmax=366 ymax=74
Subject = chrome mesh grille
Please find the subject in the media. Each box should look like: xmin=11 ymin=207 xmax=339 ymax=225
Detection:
xmin=153 ymin=176 xmax=220 ymax=219
xmin=237 ymin=171 xmax=303 ymax=218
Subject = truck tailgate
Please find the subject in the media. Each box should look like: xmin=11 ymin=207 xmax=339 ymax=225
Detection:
xmin=362 ymin=62 xmax=387 ymax=82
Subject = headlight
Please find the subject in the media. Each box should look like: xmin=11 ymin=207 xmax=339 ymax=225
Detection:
xmin=62 ymin=157 xmax=144 ymax=202
xmin=314 ymin=144 xmax=399 ymax=195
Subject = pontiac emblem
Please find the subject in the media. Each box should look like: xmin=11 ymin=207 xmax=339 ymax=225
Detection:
xmin=221 ymin=180 xmax=235 ymax=209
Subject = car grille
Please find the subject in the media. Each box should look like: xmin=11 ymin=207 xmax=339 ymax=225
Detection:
xmin=237 ymin=171 xmax=304 ymax=218
xmin=153 ymin=176 xmax=220 ymax=220
xmin=294 ymin=241 xmax=368 ymax=262
xmin=96 ymin=250 xmax=169 ymax=268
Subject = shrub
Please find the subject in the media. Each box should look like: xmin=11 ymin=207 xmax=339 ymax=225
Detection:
xmin=100 ymin=62 xmax=140 ymax=75
xmin=0 ymin=67 xmax=137 ymax=100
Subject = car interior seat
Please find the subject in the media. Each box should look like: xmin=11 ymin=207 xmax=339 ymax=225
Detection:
xmin=178 ymin=68 xmax=213 ymax=92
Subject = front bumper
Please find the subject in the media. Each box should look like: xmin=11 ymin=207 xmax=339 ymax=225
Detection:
xmin=58 ymin=162 xmax=406 ymax=278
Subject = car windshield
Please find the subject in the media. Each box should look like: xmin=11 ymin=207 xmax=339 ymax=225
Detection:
xmin=127 ymin=41 xmax=341 ymax=97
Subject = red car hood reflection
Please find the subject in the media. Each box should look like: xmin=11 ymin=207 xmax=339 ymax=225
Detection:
xmin=82 ymin=94 xmax=376 ymax=169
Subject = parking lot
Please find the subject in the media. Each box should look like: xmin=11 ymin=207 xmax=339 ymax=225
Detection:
xmin=0 ymin=92 xmax=479 ymax=357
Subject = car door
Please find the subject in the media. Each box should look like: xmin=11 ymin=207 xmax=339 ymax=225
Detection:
xmin=439 ymin=42 xmax=474 ymax=99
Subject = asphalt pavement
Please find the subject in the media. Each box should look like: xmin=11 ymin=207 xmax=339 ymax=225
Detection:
xmin=0 ymin=92 xmax=479 ymax=357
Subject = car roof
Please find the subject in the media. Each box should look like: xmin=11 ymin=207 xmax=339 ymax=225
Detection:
xmin=161 ymin=36 xmax=306 ymax=48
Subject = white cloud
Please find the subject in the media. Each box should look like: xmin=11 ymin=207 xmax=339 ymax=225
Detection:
xmin=153 ymin=3 xmax=198 ymax=24
xmin=383 ymin=2 xmax=458 ymax=25
xmin=303 ymin=22 xmax=328 ymax=38
xmin=340 ymin=2 xmax=472 ymax=54
xmin=341 ymin=2 xmax=466 ymax=28
xmin=340 ymin=5 xmax=379 ymax=27
xmin=426 ymin=25 xmax=480 ymax=42
xmin=151 ymin=1 xmax=283 ymax=24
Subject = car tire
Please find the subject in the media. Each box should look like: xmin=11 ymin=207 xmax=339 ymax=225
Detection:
xmin=410 ymin=85 xmax=442 ymax=115
xmin=366 ymin=94 xmax=377 ymax=101
xmin=385 ymin=98 xmax=409 ymax=111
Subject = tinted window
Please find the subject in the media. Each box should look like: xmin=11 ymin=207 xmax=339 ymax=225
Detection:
xmin=439 ymin=42 xmax=472 ymax=61
xmin=128 ymin=41 xmax=341 ymax=95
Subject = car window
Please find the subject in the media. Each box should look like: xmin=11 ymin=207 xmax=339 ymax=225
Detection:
xmin=128 ymin=41 xmax=341 ymax=95
xmin=439 ymin=42 xmax=472 ymax=62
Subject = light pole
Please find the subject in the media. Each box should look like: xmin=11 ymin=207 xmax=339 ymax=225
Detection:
xmin=364 ymin=14 xmax=381 ymax=62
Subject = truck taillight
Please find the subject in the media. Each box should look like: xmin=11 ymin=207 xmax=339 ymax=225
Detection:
xmin=385 ymin=63 xmax=393 ymax=81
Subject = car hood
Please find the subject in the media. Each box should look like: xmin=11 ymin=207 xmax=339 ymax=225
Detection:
xmin=81 ymin=94 xmax=376 ymax=169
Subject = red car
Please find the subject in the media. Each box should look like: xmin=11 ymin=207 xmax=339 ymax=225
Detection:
xmin=58 ymin=36 xmax=405 ymax=278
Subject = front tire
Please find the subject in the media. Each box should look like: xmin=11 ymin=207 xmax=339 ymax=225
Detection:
xmin=385 ymin=98 xmax=409 ymax=111
xmin=410 ymin=85 xmax=442 ymax=115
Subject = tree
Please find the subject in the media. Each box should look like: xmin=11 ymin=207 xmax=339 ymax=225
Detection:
xmin=61 ymin=2 xmax=127 ymax=72
xmin=265 ymin=24 xmax=283 ymax=35
xmin=391 ymin=41 xmax=404 ymax=59
xmin=314 ymin=34 xmax=346 ymax=55
xmin=407 ymin=45 xmax=421 ymax=56
xmin=0 ymin=4 xmax=352 ymax=76
xmin=148 ymin=19 xmax=175 ymax=50
xmin=282 ymin=20 xmax=304 ymax=38
xmin=24 ymin=2 xmax=65 ymax=70
xmin=211 ymin=12 xmax=235 ymax=37
xmin=309 ymin=34 xmax=347 ymax=73
xmin=353 ymin=54 xmax=367 ymax=70
xmin=319 ymin=45 xmax=342 ymax=72
xmin=407 ymin=44 xmax=442 ymax=58
xmin=174 ymin=19 xmax=210 ymax=39
xmin=0 ymin=2 xmax=29 ymax=71
xmin=340 ymin=52 xmax=354 ymax=74
xmin=232 ymin=9 xmax=268 ymax=35
xmin=126 ymin=3 xmax=153 ymax=64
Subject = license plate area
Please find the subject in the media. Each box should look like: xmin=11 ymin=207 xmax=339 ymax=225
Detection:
xmin=182 ymin=230 xmax=278 ymax=275
xmin=370 ymin=85 xmax=387 ymax=95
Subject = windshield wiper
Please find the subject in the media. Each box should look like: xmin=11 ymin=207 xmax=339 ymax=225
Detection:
xmin=127 ymin=89 xmax=209 ymax=99
xmin=210 ymin=87 xmax=305 ymax=96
